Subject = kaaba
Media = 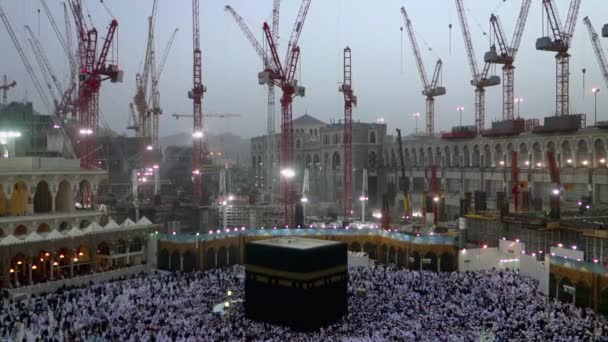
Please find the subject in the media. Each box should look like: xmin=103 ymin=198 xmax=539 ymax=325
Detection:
xmin=245 ymin=237 xmax=348 ymax=331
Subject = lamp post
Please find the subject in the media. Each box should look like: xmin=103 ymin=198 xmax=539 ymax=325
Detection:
xmin=301 ymin=196 xmax=308 ymax=225
xmin=514 ymin=98 xmax=524 ymax=118
xmin=359 ymin=196 xmax=368 ymax=223
xmin=457 ymin=107 xmax=464 ymax=126
xmin=593 ymin=88 xmax=600 ymax=126
xmin=413 ymin=112 xmax=420 ymax=135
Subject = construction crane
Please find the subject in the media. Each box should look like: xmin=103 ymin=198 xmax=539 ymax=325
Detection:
xmin=226 ymin=0 xmax=311 ymax=226
xmin=25 ymin=25 xmax=64 ymax=107
xmin=0 ymin=4 xmax=75 ymax=159
xmin=401 ymin=6 xmax=445 ymax=135
xmin=485 ymin=0 xmax=532 ymax=120
xmin=1 ymin=75 xmax=16 ymax=106
xmin=127 ymin=102 xmax=138 ymax=132
xmin=172 ymin=113 xmax=241 ymax=120
xmin=134 ymin=1 xmax=158 ymax=142
xmin=225 ymin=3 xmax=279 ymax=198
xmin=256 ymin=0 xmax=311 ymax=227
xmin=69 ymin=0 xmax=122 ymax=168
xmin=396 ymin=128 xmax=411 ymax=218
xmin=536 ymin=0 xmax=582 ymax=117
xmin=511 ymin=151 xmax=520 ymax=211
xmin=0 ymin=4 xmax=51 ymax=111
xmin=190 ymin=0 xmax=208 ymax=204
xmin=583 ymin=17 xmax=608 ymax=89
xmin=455 ymin=0 xmax=500 ymax=132
xmin=339 ymin=47 xmax=357 ymax=221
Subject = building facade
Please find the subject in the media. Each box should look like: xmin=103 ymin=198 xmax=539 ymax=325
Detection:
xmin=0 ymin=157 xmax=157 ymax=290
xmin=251 ymin=114 xmax=388 ymax=216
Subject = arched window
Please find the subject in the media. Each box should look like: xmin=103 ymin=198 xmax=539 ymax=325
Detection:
xmin=369 ymin=131 xmax=377 ymax=144
xmin=332 ymin=152 xmax=341 ymax=169
xmin=296 ymin=139 xmax=301 ymax=149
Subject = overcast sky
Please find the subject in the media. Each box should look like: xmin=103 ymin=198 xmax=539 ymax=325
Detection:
xmin=1 ymin=0 xmax=606 ymax=138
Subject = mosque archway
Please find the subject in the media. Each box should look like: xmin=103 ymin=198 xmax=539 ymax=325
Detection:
xmin=158 ymin=249 xmax=169 ymax=270
xmin=558 ymin=277 xmax=573 ymax=303
xmin=182 ymin=251 xmax=196 ymax=272
xmin=423 ymin=252 xmax=437 ymax=272
xmin=217 ymin=246 xmax=228 ymax=267
xmin=205 ymin=248 xmax=216 ymax=270
xmin=170 ymin=251 xmax=180 ymax=271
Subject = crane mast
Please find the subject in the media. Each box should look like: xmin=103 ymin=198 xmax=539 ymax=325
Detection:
xmin=247 ymin=0 xmax=310 ymax=227
xmin=455 ymin=0 xmax=500 ymax=132
xmin=486 ymin=0 xmax=532 ymax=120
xmin=536 ymin=0 xmax=582 ymax=117
xmin=340 ymin=47 xmax=356 ymax=221
xmin=190 ymin=0 xmax=207 ymax=204
xmin=1 ymin=76 xmax=16 ymax=107
xmin=401 ymin=6 xmax=446 ymax=136
xmin=583 ymin=17 xmax=608 ymax=89
xmin=225 ymin=4 xmax=278 ymax=198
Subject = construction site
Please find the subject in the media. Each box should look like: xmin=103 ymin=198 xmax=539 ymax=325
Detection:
xmin=1 ymin=0 xmax=608 ymax=273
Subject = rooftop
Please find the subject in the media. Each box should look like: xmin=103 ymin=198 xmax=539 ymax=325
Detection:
xmin=251 ymin=237 xmax=342 ymax=250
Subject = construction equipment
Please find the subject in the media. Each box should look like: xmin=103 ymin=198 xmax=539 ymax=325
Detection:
xmin=172 ymin=113 xmax=241 ymax=120
xmin=536 ymin=0 xmax=582 ymax=116
xmin=455 ymin=0 xmax=500 ymax=132
xmin=190 ymin=0 xmax=208 ymax=204
xmin=69 ymin=0 xmax=122 ymax=168
xmin=1 ymin=76 xmax=16 ymax=106
xmin=226 ymin=0 xmax=311 ymax=227
xmin=583 ymin=17 xmax=608 ymax=89
xmin=396 ymin=129 xmax=411 ymax=217
xmin=225 ymin=3 xmax=280 ymax=198
xmin=339 ymin=47 xmax=357 ymax=221
xmin=485 ymin=0 xmax=532 ymax=120
xmin=401 ymin=6 xmax=446 ymax=135
xmin=511 ymin=151 xmax=520 ymax=211
xmin=258 ymin=0 xmax=312 ymax=227
xmin=127 ymin=103 xmax=138 ymax=132
xmin=134 ymin=0 xmax=158 ymax=141
xmin=25 ymin=25 xmax=64 ymax=108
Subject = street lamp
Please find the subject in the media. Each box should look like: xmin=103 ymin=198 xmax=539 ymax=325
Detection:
xmin=301 ymin=196 xmax=308 ymax=225
xmin=592 ymin=88 xmax=600 ymax=125
xmin=457 ymin=107 xmax=464 ymax=126
xmin=514 ymin=98 xmax=524 ymax=118
xmin=359 ymin=195 xmax=368 ymax=222
xmin=413 ymin=113 xmax=421 ymax=135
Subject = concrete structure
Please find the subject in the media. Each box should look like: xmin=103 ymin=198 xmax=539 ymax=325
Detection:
xmin=0 ymin=157 xmax=157 ymax=289
xmin=383 ymin=127 xmax=608 ymax=218
xmin=251 ymin=114 xmax=388 ymax=215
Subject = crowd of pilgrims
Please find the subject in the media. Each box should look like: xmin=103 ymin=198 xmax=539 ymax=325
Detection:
xmin=1 ymin=265 xmax=607 ymax=341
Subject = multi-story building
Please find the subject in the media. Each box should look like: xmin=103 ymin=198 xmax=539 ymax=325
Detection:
xmin=251 ymin=114 xmax=389 ymax=216
xmin=0 ymin=156 xmax=157 ymax=290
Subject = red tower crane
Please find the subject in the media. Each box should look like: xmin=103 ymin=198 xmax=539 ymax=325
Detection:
xmin=190 ymin=0 xmax=208 ymax=204
xmin=401 ymin=6 xmax=445 ymax=135
xmin=258 ymin=0 xmax=311 ymax=227
xmin=69 ymin=0 xmax=122 ymax=169
xmin=583 ymin=17 xmax=608 ymax=89
xmin=536 ymin=0 xmax=582 ymax=117
xmin=485 ymin=0 xmax=532 ymax=120
xmin=340 ymin=47 xmax=357 ymax=221
xmin=455 ymin=0 xmax=500 ymax=132
xmin=226 ymin=0 xmax=311 ymax=226
xmin=1 ymin=75 xmax=16 ymax=106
